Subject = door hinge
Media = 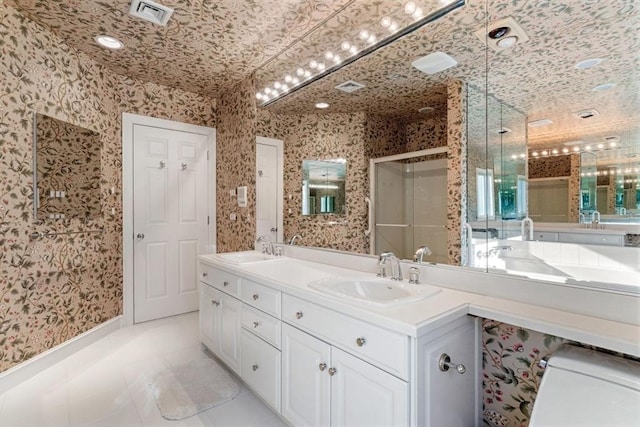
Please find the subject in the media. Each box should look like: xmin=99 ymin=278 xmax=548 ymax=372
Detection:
xmin=207 ymin=150 xmax=209 ymax=160
xmin=207 ymin=215 xmax=210 ymax=225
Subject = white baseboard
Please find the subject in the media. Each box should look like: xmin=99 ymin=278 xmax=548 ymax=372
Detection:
xmin=0 ymin=316 xmax=123 ymax=394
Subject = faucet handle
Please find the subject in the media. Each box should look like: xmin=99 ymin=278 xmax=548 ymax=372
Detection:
xmin=408 ymin=267 xmax=420 ymax=284
xmin=377 ymin=261 xmax=387 ymax=278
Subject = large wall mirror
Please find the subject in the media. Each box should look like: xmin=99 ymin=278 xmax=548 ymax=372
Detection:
xmin=33 ymin=113 xmax=102 ymax=221
xmin=254 ymin=0 xmax=639 ymax=287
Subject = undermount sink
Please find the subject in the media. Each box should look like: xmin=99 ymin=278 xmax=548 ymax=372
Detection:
xmin=308 ymin=277 xmax=441 ymax=307
xmin=206 ymin=251 xmax=286 ymax=264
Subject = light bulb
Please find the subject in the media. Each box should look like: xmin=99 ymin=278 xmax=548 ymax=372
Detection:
xmin=273 ymin=81 xmax=282 ymax=89
xmin=324 ymin=51 xmax=334 ymax=60
xmin=341 ymin=41 xmax=351 ymax=51
xmin=296 ymin=68 xmax=305 ymax=76
xmin=264 ymin=88 xmax=272 ymax=95
xmin=573 ymin=146 xmax=580 ymax=152
xmin=597 ymin=143 xmax=604 ymax=149
xmin=413 ymin=7 xmax=423 ymax=19
xmin=532 ymin=151 xmax=539 ymax=157
xmin=542 ymin=150 xmax=548 ymax=155
xmin=349 ymin=46 xmax=358 ymax=54
xmin=309 ymin=60 xmax=318 ymax=69
xmin=380 ymin=17 xmax=391 ymax=28
xmin=284 ymin=75 xmax=292 ymax=83
xmin=359 ymin=30 xmax=369 ymax=40
xmin=404 ymin=2 xmax=416 ymax=14
xmin=552 ymin=149 xmax=559 ymax=154
xmin=389 ymin=21 xmax=399 ymax=32
xmin=317 ymin=62 xmax=325 ymax=71
xmin=585 ymin=145 xmax=592 ymax=151
xmin=562 ymin=148 xmax=569 ymax=153
xmin=368 ymin=34 xmax=376 ymax=44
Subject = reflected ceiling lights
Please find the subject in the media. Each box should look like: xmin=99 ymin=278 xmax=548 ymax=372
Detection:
xmin=94 ymin=35 xmax=124 ymax=50
xmin=530 ymin=137 xmax=620 ymax=159
xmin=256 ymin=0 xmax=465 ymax=105
xmin=528 ymin=118 xmax=553 ymax=127
xmin=315 ymin=102 xmax=330 ymax=109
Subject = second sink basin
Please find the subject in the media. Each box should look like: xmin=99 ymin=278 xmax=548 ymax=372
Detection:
xmin=308 ymin=277 xmax=441 ymax=307
xmin=203 ymin=251 xmax=286 ymax=264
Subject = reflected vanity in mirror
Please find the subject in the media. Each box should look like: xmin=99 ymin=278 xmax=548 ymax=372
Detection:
xmin=302 ymin=159 xmax=347 ymax=215
xmin=33 ymin=113 xmax=102 ymax=221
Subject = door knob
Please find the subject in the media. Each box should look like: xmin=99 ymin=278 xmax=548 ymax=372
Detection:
xmin=319 ymin=363 xmax=327 ymax=371
xmin=328 ymin=367 xmax=337 ymax=376
xmin=270 ymin=227 xmax=278 ymax=232
xmin=136 ymin=233 xmax=145 ymax=240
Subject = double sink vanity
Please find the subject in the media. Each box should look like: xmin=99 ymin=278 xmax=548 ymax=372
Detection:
xmin=197 ymin=246 xmax=639 ymax=427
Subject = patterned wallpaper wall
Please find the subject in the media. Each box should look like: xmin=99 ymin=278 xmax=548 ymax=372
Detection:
xmin=0 ymin=2 xmax=215 ymax=372
xmin=35 ymin=114 xmax=101 ymax=221
xmin=482 ymin=319 xmax=568 ymax=427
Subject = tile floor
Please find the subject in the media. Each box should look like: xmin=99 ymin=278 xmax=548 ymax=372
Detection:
xmin=0 ymin=312 xmax=287 ymax=427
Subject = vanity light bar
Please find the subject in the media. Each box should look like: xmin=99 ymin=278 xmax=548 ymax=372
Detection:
xmin=256 ymin=0 xmax=465 ymax=106
xmin=530 ymin=141 xmax=619 ymax=159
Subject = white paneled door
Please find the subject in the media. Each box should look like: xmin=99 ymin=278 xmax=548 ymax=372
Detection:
xmin=256 ymin=136 xmax=283 ymax=243
xmin=133 ymin=125 xmax=208 ymax=323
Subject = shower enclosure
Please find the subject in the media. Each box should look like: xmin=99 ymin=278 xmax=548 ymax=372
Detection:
xmin=369 ymin=147 xmax=448 ymax=263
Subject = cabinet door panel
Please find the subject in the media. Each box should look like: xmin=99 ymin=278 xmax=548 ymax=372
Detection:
xmin=330 ymin=347 xmax=408 ymax=427
xmin=199 ymin=283 xmax=217 ymax=352
xmin=418 ymin=317 xmax=478 ymax=427
xmin=281 ymin=324 xmax=331 ymax=427
xmin=218 ymin=293 xmax=242 ymax=374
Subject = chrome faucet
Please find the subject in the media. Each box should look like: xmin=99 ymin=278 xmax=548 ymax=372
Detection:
xmin=413 ymin=246 xmax=432 ymax=263
xmin=289 ymin=234 xmax=301 ymax=245
xmin=591 ymin=210 xmax=601 ymax=224
xmin=378 ymin=251 xmax=403 ymax=281
xmin=255 ymin=235 xmax=273 ymax=255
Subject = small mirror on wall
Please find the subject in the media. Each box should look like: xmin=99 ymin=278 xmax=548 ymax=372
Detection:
xmin=33 ymin=113 xmax=102 ymax=221
xmin=302 ymin=159 xmax=346 ymax=215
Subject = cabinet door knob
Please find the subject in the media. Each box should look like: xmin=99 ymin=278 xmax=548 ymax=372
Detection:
xmin=252 ymin=364 xmax=259 ymax=371
xmin=211 ymin=300 xmax=220 ymax=306
xmin=328 ymin=367 xmax=337 ymax=376
xmin=295 ymin=311 xmax=303 ymax=319
xmin=202 ymin=272 xmax=208 ymax=278
xmin=253 ymin=293 xmax=259 ymax=300
xmin=319 ymin=363 xmax=327 ymax=371
xmin=356 ymin=337 xmax=367 ymax=347
xmin=438 ymin=353 xmax=466 ymax=374
xmin=223 ymin=281 xmax=229 ymax=287
xmin=253 ymin=321 xmax=259 ymax=328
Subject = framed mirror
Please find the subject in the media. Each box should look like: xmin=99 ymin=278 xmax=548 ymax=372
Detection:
xmin=33 ymin=113 xmax=102 ymax=221
xmin=302 ymin=159 xmax=347 ymax=215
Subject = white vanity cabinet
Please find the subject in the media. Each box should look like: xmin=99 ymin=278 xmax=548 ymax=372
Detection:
xmin=198 ymin=266 xmax=242 ymax=374
xmin=281 ymin=323 xmax=408 ymax=427
xmin=416 ymin=316 xmax=480 ymax=427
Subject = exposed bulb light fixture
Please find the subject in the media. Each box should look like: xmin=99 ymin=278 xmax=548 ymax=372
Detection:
xmin=94 ymin=35 xmax=124 ymax=49
xmin=404 ymin=2 xmax=416 ymax=14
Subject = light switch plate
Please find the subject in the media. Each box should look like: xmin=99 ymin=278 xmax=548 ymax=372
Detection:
xmin=237 ymin=186 xmax=247 ymax=207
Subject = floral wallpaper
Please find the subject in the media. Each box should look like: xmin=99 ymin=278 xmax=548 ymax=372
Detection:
xmin=0 ymin=2 xmax=215 ymax=372
xmin=216 ymin=75 xmax=258 ymax=253
xmin=35 ymin=114 xmax=101 ymax=221
xmin=482 ymin=319 xmax=568 ymax=427
xmin=446 ymin=80 xmax=466 ymax=265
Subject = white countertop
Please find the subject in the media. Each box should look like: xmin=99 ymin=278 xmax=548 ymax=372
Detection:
xmin=198 ymin=249 xmax=640 ymax=357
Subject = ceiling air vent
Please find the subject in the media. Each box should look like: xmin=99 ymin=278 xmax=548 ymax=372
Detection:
xmin=335 ymin=80 xmax=366 ymax=94
xmin=129 ymin=0 xmax=174 ymax=26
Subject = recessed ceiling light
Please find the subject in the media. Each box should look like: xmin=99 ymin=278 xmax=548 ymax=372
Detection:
xmin=496 ymin=36 xmax=518 ymax=48
xmin=94 ymin=35 xmax=124 ymax=50
xmin=315 ymin=102 xmax=329 ymax=109
xmin=592 ymin=83 xmax=616 ymax=91
xmin=411 ymin=51 xmax=458 ymax=75
xmin=575 ymin=58 xmax=604 ymax=69
xmin=528 ymin=118 xmax=553 ymax=127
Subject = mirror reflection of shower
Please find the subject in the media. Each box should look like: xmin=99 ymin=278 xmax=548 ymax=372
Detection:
xmin=370 ymin=147 xmax=449 ymax=264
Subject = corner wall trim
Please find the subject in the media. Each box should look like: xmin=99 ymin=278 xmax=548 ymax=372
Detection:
xmin=0 ymin=316 xmax=123 ymax=394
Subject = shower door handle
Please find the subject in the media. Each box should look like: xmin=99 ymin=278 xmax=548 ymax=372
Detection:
xmin=364 ymin=197 xmax=372 ymax=236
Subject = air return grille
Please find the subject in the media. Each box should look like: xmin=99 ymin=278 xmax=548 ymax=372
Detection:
xmin=129 ymin=0 xmax=174 ymax=26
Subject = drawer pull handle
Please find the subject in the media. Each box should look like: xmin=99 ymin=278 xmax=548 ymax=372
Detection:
xmin=356 ymin=337 xmax=367 ymax=347
xmin=319 ymin=363 xmax=327 ymax=371
xmin=253 ymin=294 xmax=259 ymax=300
xmin=438 ymin=353 xmax=466 ymax=374
xmin=253 ymin=321 xmax=259 ymax=328
xmin=211 ymin=300 xmax=220 ymax=306
xmin=223 ymin=281 xmax=229 ymax=287
xmin=295 ymin=311 xmax=303 ymax=319
xmin=252 ymin=364 xmax=259 ymax=371
xmin=202 ymin=272 xmax=208 ymax=278
xmin=328 ymin=367 xmax=337 ymax=376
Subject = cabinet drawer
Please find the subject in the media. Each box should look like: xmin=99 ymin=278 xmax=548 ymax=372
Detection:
xmin=533 ymin=232 xmax=558 ymax=242
xmin=558 ymin=232 xmax=624 ymax=246
xmin=199 ymin=263 xmax=240 ymax=297
xmin=241 ymin=279 xmax=281 ymax=317
xmin=241 ymin=330 xmax=281 ymax=412
xmin=242 ymin=304 xmax=281 ymax=349
xmin=282 ymin=294 xmax=409 ymax=381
